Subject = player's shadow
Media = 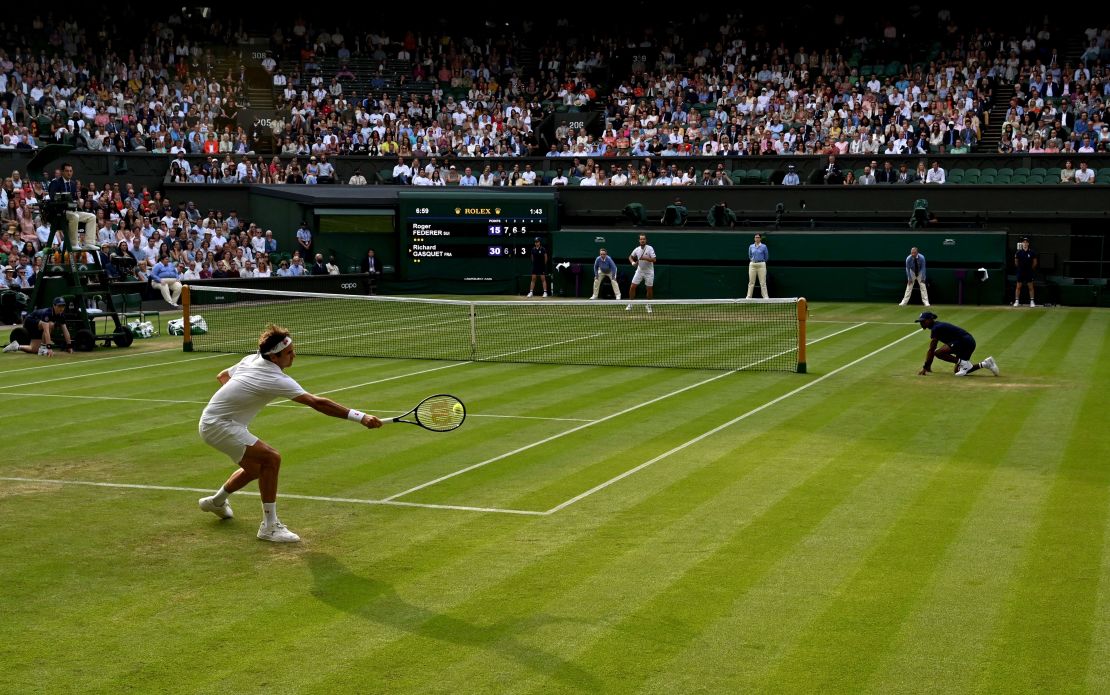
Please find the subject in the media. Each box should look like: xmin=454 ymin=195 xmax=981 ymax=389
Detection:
xmin=305 ymin=552 xmax=597 ymax=688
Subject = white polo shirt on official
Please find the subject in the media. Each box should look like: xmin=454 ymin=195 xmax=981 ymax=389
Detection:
xmin=631 ymin=243 xmax=656 ymax=286
xmin=199 ymin=354 xmax=306 ymax=462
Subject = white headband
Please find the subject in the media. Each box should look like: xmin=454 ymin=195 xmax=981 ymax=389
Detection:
xmin=264 ymin=336 xmax=293 ymax=355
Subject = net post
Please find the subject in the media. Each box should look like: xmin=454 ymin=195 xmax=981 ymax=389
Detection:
xmin=468 ymin=302 xmax=478 ymax=359
xmin=796 ymin=297 xmax=807 ymax=373
xmin=182 ymin=285 xmax=193 ymax=352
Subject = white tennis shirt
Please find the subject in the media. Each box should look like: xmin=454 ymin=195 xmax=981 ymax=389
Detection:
xmin=201 ymin=354 xmax=306 ymax=427
xmin=631 ymin=244 xmax=656 ymax=272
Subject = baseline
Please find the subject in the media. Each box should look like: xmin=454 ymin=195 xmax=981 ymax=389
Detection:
xmin=0 ymin=477 xmax=544 ymax=516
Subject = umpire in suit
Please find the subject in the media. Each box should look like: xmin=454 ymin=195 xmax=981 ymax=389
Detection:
xmin=361 ymin=248 xmax=381 ymax=294
xmin=47 ymin=162 xmax=99 ymax=251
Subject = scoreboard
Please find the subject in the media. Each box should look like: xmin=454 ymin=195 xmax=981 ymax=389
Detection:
xmin=399 ymin=191 xmax=556 ymax=282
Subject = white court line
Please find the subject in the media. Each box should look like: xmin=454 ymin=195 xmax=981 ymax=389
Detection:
xmin=484 ymin=332 xmax=603 ymax=360
xmin=0 ymin=391 xmax=594 ymax=423
xmin=382 ymin=323 xmax=865 ymax=502
xmin=544 ymin=329 xmax=920 ymax=514
xmin=0 ymin=353 xmax=228 ymax=391
xmin=469 ymin=413 xmax=595 ymax=423
xmin=0 ymin=477 xmax=544 ymax=516
xmin=0 ymin=347 xmax=179 ymax=374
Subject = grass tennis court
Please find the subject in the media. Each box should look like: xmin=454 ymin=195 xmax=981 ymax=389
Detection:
xmin=1 ymin=301 xmax=1108 ymax=693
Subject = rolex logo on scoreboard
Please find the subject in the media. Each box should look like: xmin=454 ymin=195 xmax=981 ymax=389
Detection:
xmin=455 ymin=207 xmax=462 ymax=215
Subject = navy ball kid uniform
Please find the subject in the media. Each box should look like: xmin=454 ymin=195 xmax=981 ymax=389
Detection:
xmin=1015 ymin=247 xmax=1037 ymax=282
xmin=930 ymin=321 xmax=976 ymax=360
xmin=23 ymin=307 xmax=59 ymax=334
xmin=530 ymin=244 xmax=547 ymax=274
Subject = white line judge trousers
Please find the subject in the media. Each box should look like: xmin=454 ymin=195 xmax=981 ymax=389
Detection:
xmin=591 ymin=272 xmax=621 ymax=299
xmin=901 ymin=272 xmax=930 ymax=305
xmin=747 ymin=262 xmax=769 ymax=298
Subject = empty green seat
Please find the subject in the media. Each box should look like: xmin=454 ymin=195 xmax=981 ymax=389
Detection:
xmin=1030 ymin=167 xmax=1047 ymax=177
xmin=948 ymin=168 xmax=965 ymax=183
xmin=1013 ymin=167 xmax=1030 ymax=177
xmin=997 ymin=167 xmax=1015 ymax=177
xmin=995 ymin=174 xmax=1012 ymax=184
xmin=1009 ymin=175 xmax=1027 ymax=184
xmin=980 ymin=167 xmax=998 ymax=178
xmin=979 ymin=174 xmax=996 ymax=184
xmin=746 ymin=168 xmax=764 ymax=185
xmin=1026 ymin=174 xmax=1045 ymax=184
xmin=760 ymin=169 xmax=775 ymax=184
xmin=963 ymin=170 xmax=981 ymax=183
xmin=114 ymin=293 xmax=161 ymax=336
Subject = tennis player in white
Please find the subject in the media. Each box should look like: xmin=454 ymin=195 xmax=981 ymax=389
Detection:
xmin=626 ymin=233 xmax=656 ymax=313
xmin=197 ymin=324 xmax=381 ymax=542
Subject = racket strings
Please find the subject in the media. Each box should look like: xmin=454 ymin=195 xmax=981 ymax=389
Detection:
xmin=415 ymin=395 xmax=465 ymax=431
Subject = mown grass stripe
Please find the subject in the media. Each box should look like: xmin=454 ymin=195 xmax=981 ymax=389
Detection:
xmin=398 ymin=322 xmax=885 ymax=508
xmin=302 ymin=352 xmax=923 ymax=692
xmin=859 ymin=310 xmax=1086 ymax=692
xmin=975 ymin=313 xmax=1110 ymax=693
xmin=500 ymin=366 xmax=963 ymax=691
xmin=760 ymin=308 xmax=1090 ymax=691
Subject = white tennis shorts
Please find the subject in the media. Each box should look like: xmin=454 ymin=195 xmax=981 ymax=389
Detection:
xmin=631 ymin=268 xmax=654 ymax=287
xmin=199 ymin=418 xmax=257 ymax=463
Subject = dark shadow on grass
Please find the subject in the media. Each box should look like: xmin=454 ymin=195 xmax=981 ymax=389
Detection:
xmin=305 ymin=552 xmax=597 ymax=689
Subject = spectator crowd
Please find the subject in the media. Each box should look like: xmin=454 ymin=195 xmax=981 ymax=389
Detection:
xmin=0 ymin=8 xmax=1106 ymax=191
xmin=0 ymin=164 xmax=356 ymax=296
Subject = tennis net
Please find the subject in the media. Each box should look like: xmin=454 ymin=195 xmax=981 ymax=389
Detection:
xmin=182 ymin=286 xmax=808 ymax=372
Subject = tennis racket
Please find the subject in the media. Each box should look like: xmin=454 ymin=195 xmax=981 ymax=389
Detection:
xmin=384 ymin=394 xmax=466 ymax=432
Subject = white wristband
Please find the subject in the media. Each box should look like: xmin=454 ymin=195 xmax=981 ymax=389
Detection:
xmin=347 ymin=409 xmax=366 ymax=422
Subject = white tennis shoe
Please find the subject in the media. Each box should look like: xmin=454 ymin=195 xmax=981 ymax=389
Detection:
xmin=1013 ymin=300 xmax=1020 ymax=307
xmin=983 ymin=356 xmax=999 ymax=376
xmin=955 ymin=360 xmax=974 ymax=376
xmin=625 ymin=303 xmax=632 ymax=310
xmin=198 ymin=496 xmax=233 ymax=520
xmin=258 ymin=521 xmax=300 ymax=543
xmin=526 ymin=291 xmax=533 ymax=297
xmin=646 ymin=304 xmax=653 ymax=313
xmin=3 ymin=340 xmax=19 ymax=353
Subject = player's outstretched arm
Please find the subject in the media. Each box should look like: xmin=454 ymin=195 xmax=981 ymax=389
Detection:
xmin=292 ymin=393 xmax=382 ymax=428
